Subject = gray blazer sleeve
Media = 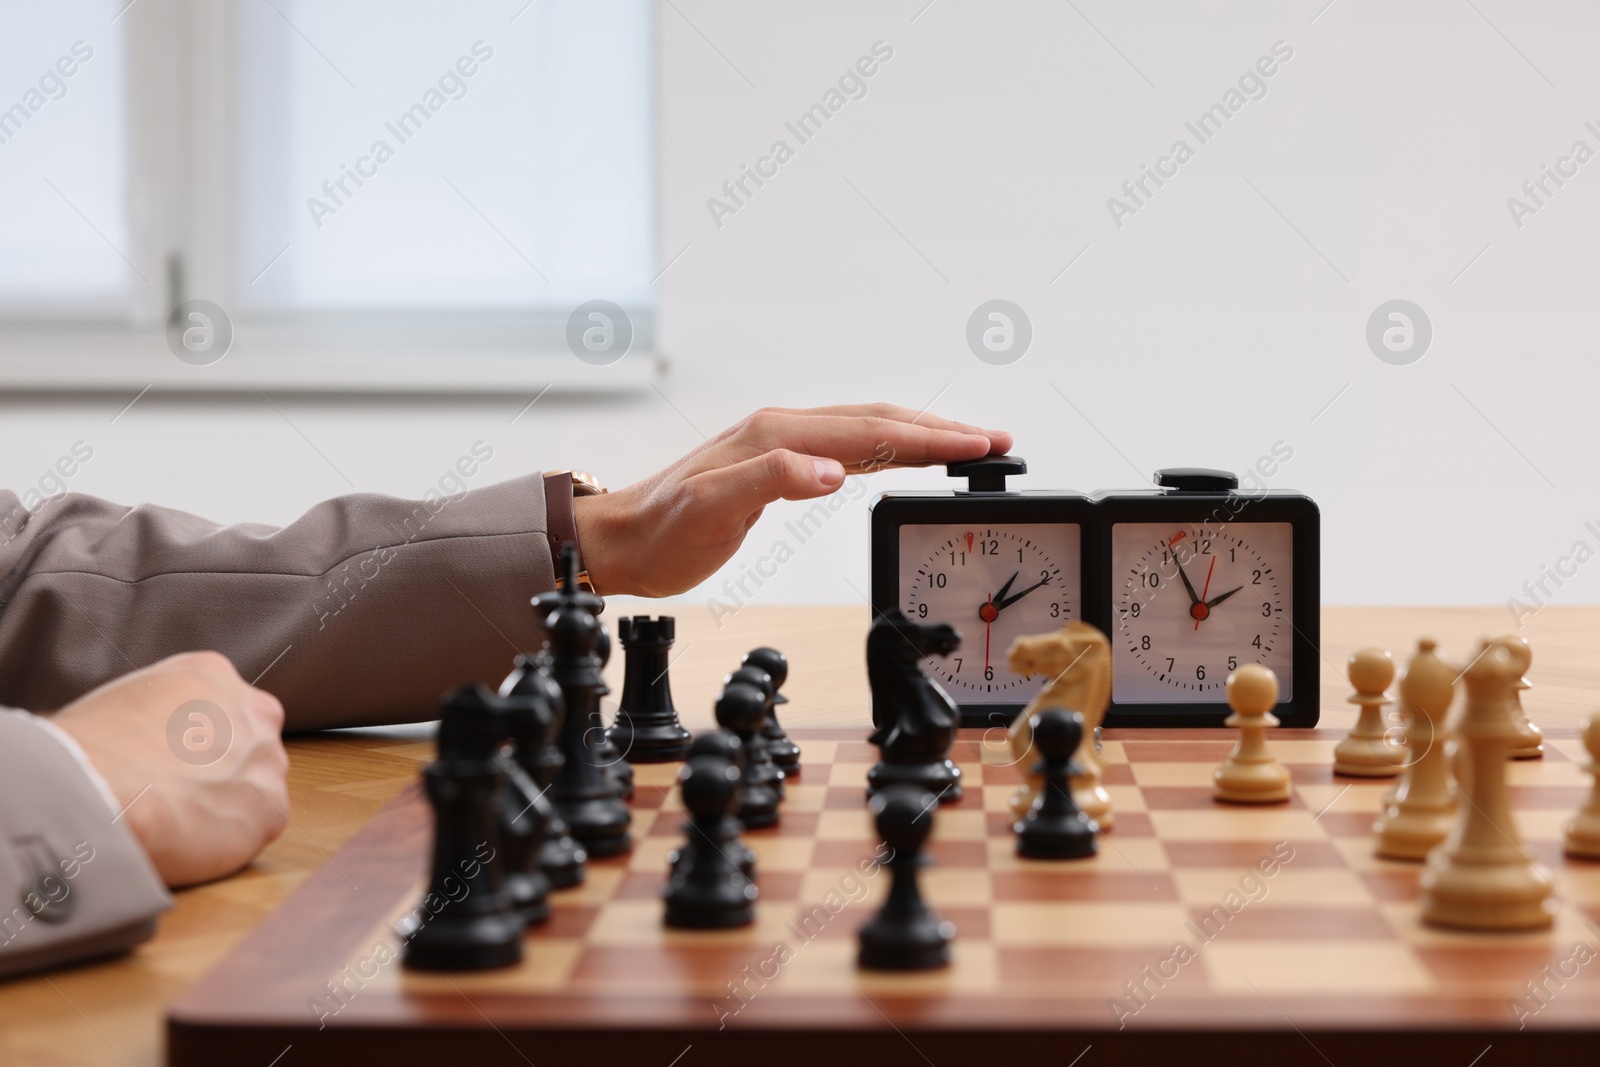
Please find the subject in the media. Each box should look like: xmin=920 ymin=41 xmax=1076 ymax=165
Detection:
xmin=0 ymin=711 xmax=170 ymax=980
xmin=0 ymin=473 xmax=554 ymax=731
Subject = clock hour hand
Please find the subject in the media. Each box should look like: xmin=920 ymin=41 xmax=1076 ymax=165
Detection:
xmin=1204 ymin=585 xmax=1245 ymax=610
xmin=994 ymin=575 xmax=1051 ymax=612
xmin=992 ymin=571 xmax=1019 ymax=604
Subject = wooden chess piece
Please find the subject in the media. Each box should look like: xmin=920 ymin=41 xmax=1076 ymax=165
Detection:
xmin=543 ymin=546 xmax=632 ymax=858
xmin=673 ymin=730 xmax=756 ymax=879
xmin=1494 ymin=634 xmax=1545 ymax=759
xmin=401 ymin=685 xmax=524 ymax=971
xmin=1333 ymin=648 xmax=1405 ymax=777
xmin=1564 ymin=715 xmax=1600 ymax=859
xmin=500 ymin=652 xmax=586 ymax=889
xmin=1375 ymin=638 xmax=1459 ymax=861
xmin=865 ymin=610 xmax=963 ymax=802
xmin=609 ymin=616 xmax=692 ymax=762
xmin=1006 ymin=621 xmax=1112 ymax=827
xmin=663 ymin=756 xmax=758 ymax=929
xmin=1013 ymin=709 xmax=1098 ymax=860
xmin=1420 ymin=640 xmax=1557 ymax=930
xmin=743 ymin=647 xmax=802 ymax=776
xmin=1212 ymin=665 xmax=1292 ymax=804
xmin=499 ymin=688 xmax=554 ymax=926
xmin=589 ymin=626 xmax=634 ymax=800
xmin=857 ymin=785 xmax=954 ymax=971
xmin=726 ymin=666 xmax=787 ymax=802
xmin=715 ymin=683 xmax=782 ymax=828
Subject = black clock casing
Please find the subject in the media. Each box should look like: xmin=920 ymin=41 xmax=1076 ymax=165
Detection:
xmin=870 ymin=460 xmax=1320 ymax=729
xmin=1090 ymin=470 xmax=1321 ymax=728
xmin=869 ymin=458 xmax=1093 ymax=728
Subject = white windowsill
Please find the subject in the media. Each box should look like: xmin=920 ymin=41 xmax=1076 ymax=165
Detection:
xmin=0 ymin=328 xmax=660 ymax=395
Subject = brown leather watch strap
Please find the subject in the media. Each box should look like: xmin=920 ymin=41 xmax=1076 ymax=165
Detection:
xmin=543 ymin=471 xmax=579 ymax=575
xmin=542 ymin=471 xmax=602 ymax=606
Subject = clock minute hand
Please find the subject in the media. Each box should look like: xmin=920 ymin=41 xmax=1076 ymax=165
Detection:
xmin=994 ymin=575 xmax=1051 ymax=612
xmin=1172 ymin=558 xmax=1201 ymax=605
xmin=1204 ymin=585 xmax=1245 ymax=610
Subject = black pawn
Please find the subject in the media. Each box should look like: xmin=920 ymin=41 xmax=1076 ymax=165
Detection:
xmin=715 ymin=683 xmax=782 ymax=829
xmin=590 ymin=626 xmax=634 ymax=801
xmin=857 ymin=785 xmax=954 ymax=971
xmin=1014 ymin=709 xmax=1099 ymax=860
xmin=609 ymin=616 xmax=692 ymax=762
xmin=674 ymin=729 xmax=755 ymax=880
xmin=726 ymin=666 xmax=786 ymax=802
xmin=741 ymin=647 xmax=801 ymax=776
xmin=401 ymin=685 xmax=524 ymax=971
xmin=542 ymin=546 xmax=632 ymax=857
xmin=500 ymin=653 xmax=586 ymax=889
xmin=499 ymin=690 xmax=554 ymax=925
xmin=665 ymin=755 xmax=758 ymax=928
xmin=687 ymin=727 xmax=745 ymax=765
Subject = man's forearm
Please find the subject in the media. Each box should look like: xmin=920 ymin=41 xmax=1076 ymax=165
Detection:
xmin=0 ymin=475 xmax=554 ymax=730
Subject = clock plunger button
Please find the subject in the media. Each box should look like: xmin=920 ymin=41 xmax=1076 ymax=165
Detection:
xmin=1154 ymin=468 xmax=1238 ymax=492
xmin=947 ymin=455 xmax=1027 ymax=492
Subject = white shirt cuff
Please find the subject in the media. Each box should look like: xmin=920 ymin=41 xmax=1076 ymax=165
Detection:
xmin=4 ymin=709 xmax=123 ymax=818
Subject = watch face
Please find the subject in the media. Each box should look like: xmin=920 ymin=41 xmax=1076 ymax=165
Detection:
xmin=1110 ymin=521 xmax=1293 ymax=704
xmin=899 ymin=523 xmax=1082 ymax=704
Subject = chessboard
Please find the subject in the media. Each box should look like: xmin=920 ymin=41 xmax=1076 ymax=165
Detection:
xmin=167 ymin=725 xmax=1600 ymax=1065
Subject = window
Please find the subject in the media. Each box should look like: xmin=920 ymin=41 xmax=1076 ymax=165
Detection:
xmin=0 ymin=3 xmax=128 ymax=316
xmin=0 ymin=0 xmax=656 ymax=390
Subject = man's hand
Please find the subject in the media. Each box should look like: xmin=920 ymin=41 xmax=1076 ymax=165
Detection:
xmin=51 ymin=651 xmax=290 ymax=888
xmin=575 ymin=403 xmax=1011 ymax=597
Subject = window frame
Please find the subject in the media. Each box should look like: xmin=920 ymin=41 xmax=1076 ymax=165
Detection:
xmin=0 ymin=0 xmax=658 ymax=394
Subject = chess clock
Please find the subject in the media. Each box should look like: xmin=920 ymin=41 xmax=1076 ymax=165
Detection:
xmin=1091 ymin=469 xmax=1320 ymax=729
xmin=870 ymin=462 xmax=1320 ymax=729
xmin=870 ymin=457 xmax=1092 ymax=727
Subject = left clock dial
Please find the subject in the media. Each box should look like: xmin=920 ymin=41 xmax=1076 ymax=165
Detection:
xmin=898 ymin=523 xmax=1082 ymax=703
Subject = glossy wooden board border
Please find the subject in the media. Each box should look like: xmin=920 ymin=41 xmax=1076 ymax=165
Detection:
xmin=169 ymin=724 xmax=1600 ymax=1066
xmin=5 ymin=605 xmax=1591 ymax=1067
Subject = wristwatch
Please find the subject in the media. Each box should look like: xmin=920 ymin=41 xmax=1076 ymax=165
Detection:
xmin=543 ymin=470 xmax=606 ymax=603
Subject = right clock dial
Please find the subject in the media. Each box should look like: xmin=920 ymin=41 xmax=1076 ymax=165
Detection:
xmin=1110 ymin=520 xmax=1295 ymax=704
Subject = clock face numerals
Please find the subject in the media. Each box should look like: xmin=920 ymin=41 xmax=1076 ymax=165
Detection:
xmin=1111 ymin=522 xmax=1294 ymax=704
xmin=898 ymin=523 xmax=1081 ymax=704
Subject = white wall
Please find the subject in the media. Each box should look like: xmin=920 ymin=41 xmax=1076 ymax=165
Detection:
xmin=3 ymin=0 xmax=1597 ymax=626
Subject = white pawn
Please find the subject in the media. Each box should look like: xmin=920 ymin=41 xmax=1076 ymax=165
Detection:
xmin=1494 ymin=635 xmax=1544 ymax=759
xmin=1374 ymin=638 xmax=1458 ymax=861
xmin=1564 ymin=716 xmax=1600 ymax=859
xmin=1420 ymin=640 xmax=1557 ymax=931
xmin=1333 ymin=648 xmax=1405 ymax=777
xmin=1213 ymin=665 xmax=1291 ymax=805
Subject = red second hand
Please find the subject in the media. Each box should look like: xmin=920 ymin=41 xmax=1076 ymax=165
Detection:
xmin=984 ymin=594 xmax=992 ymax=670
xmin=1195 ymin=555 xmax=1216 ymax=631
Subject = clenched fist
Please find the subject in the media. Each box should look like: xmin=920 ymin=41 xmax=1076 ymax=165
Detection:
xmin=52 ymin=651 xmax=290 ymax=887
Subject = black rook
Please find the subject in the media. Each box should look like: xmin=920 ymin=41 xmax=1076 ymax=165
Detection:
xmin=609 ymin=616 xmax=693 ymax=762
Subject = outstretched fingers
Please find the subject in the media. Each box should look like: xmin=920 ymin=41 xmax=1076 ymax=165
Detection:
xmin=727 ymin=409 xmax=1003 ymax=471
xmin=766 ymin=402 xmax=1000 ymax=443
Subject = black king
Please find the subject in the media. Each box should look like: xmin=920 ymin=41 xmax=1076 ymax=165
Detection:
xmin=541 ymin=543 xmax=632 ymax=857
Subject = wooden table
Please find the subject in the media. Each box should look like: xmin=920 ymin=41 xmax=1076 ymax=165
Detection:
xmin=1 ymin=606 xmax=1594 ymax=1066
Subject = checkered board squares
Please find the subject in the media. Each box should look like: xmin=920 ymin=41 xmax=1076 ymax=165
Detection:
xmin=364 ymin=726 xmax=1599 ymax=995
xmin=169 ymin=726 xmax=1600 ymax=1066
